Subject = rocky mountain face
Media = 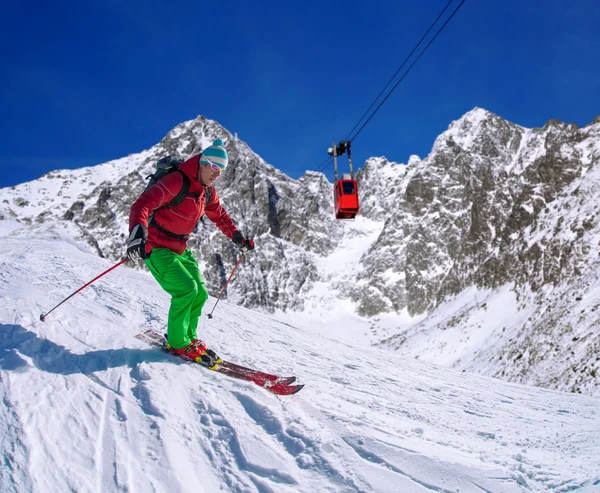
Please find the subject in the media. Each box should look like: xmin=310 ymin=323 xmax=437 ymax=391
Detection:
xmin=365 ymin=109 xmax=600 ymax=394
xmin=2 ymin=108 xmax=600 ymax=394
xmin=359 ymin=109 xmax=600 ymax=316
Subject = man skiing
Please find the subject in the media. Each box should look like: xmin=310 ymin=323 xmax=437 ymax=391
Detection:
xmin=126 ymin=139 xmax=254 ymax=365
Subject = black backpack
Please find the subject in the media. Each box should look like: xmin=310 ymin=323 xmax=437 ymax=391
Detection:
xmin=145 ymin=156 xmax=213 ymax=240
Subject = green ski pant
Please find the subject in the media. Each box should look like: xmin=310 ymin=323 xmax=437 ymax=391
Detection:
xmin=145 ymin=248 xmax=209 ymax=349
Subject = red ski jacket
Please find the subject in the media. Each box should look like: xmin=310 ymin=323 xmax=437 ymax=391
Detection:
xmin=129 ymin=154 xmax=239 ymax=255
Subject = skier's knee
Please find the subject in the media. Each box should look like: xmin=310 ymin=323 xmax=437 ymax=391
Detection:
xmin=197 ymin=282 xmax=208 ymax=304
xmin=185 ymin=280 xmax=198 ymax=299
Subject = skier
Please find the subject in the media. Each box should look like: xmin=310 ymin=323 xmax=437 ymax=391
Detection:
xmin=126 ymin=139 xmax=254 ymax=364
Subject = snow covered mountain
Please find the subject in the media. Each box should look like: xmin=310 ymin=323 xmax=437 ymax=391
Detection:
xmin=1 ymin=236 xmax=599 ymax=492
xmin=2 ymin=108 xmax=600 ymax=397
xmin=0 ymin=116 xmax=343 ymax=314
xmin=368 ymin=110 xmax=600 ymax=396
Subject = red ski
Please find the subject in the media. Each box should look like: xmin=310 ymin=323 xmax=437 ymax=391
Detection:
xmin=135 ymin=329 xmax=304 ymax=395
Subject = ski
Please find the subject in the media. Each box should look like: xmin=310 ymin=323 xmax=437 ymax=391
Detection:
xmin=135 ymin=329 xmax=304 ymax=395
xmin=137 ymin=329 xmax=296 ymax=384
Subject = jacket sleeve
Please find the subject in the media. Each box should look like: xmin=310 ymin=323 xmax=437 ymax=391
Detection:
xmin=204 ymin=187 xmax=239 ymax=240
xmin=129 ymin=172 xmax=184 ymax=231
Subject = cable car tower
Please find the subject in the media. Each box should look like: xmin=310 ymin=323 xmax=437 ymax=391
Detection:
xmin=328 ymin=140 xmax=360 ymax=220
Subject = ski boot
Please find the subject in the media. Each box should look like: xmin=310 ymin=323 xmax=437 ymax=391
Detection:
xmin=165 ymin=337 xmax=222 ymax=369
xmin=165 ymin=339 xmax=207 ymax=362
xmin=199 ymin=348 xmax=222 ymax=370
xmin=190 ymin=338 xmax=222 ymax=369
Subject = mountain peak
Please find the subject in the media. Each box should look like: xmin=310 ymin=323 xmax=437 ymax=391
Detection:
xmin=431 ymin=106 xmax=516 ymax=154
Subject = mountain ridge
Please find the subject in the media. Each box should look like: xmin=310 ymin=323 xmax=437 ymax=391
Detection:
xmin=2 ymin=107 xmax=600 ymax=395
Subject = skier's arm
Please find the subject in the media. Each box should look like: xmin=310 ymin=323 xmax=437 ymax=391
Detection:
xmin=204 ymin=188 xmax=239 ymax=240
xmin=129 ymin=172 xmax=184 ymax=230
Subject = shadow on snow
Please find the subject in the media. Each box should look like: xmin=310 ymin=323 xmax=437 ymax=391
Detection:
xmin=0 ymin=323 xmax=172 ymax=376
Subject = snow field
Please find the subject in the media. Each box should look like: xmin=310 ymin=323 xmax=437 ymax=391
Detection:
xmin=1 ymin=237 xmax=599 ymax=492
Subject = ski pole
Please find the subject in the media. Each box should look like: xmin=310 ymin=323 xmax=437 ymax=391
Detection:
xmin=207 ymin=252 xmax=245 ymax=319
xmin=40 ymin=258 xmax=127 ymax=322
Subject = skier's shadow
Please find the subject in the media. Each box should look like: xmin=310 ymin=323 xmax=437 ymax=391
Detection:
xmin=0 ymin=323 xmax=172 ymax=376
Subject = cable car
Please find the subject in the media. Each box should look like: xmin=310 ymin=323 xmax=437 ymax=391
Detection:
xmin=328 ymin=140 xmax=360 ymax=220
xmin=335 ymin=174 xmax=359 ymax=220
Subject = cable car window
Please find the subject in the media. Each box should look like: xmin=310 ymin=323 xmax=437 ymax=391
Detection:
xmin=342 ymin=181 xmax=355 ymax=195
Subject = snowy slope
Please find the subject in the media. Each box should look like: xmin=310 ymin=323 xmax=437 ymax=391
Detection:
xmin=1 ymin=235 xmax=600 ymax=493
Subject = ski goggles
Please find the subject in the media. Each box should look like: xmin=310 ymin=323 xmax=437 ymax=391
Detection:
xmin=200 ymin=154 xmax=226 ymax=173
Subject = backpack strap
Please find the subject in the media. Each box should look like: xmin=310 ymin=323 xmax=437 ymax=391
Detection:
xmin=148 ymin=171 xmax=206 ymax=241
xmin=168 ymin=171 xmax=193 ymax=207
xmin=149 ymin=217 xmax=190 ymax=241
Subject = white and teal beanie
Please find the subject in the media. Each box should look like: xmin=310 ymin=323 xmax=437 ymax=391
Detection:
xmin=200 ymin=139 xmax=228 ymax=170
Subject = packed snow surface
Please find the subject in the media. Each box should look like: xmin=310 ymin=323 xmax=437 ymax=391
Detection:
xmin=1 ymin=236 xmax=599 ymax=493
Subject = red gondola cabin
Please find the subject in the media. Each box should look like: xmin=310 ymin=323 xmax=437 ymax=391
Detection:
xmin=328 ymin=140 xmax=360 ymax=220
xmin=334 ymin=175 xmax=359 ymax=220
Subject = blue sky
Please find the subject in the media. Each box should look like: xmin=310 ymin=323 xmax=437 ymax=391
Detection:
xmin=1 ymin=0 xmax=599 ymax=188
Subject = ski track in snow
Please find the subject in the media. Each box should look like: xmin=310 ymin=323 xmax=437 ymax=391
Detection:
xmin=1 ymin=237 xmax=600 ymax=493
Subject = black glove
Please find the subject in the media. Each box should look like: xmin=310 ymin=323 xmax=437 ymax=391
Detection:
xmin=126 ymin=224 xmax=149 ymax=260
xmin=232 ymin=231 xmax=255 ymax=253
